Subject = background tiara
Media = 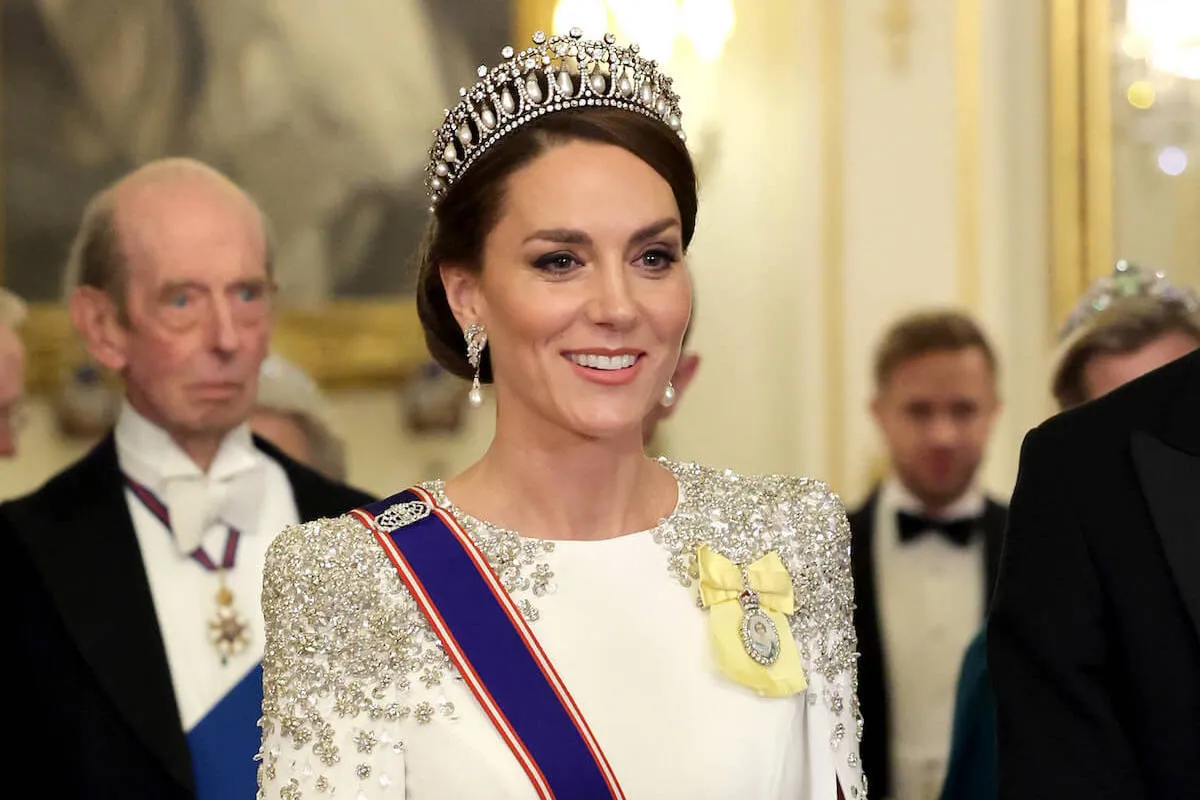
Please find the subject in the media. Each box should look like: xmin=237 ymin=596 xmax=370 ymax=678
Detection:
xmin=425 ymin=28 xmax=686 ymax=209
xmin=1059 ymin=259 xmax=1200 ymax=342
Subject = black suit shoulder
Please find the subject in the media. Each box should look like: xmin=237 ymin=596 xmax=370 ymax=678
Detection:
xmin=1 ymin=435 xmax=376 ymax=527
xmin=988 ymin=349 xmax=1200 ymax=799
xmin=1 ymin=438 xmax=114 ymax=518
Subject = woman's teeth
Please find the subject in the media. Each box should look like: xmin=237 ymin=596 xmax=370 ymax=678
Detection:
xmin=569 ymin=353 xmax=637 ymax=370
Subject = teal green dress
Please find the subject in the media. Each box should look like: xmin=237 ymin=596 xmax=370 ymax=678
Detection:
xmin=939 ymin=627 xmax=997 ymax=800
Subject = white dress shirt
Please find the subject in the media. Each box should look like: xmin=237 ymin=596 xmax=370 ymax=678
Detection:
xmin=115 ymin=401 xmax=299 ymax=730
xmin=875 ymin=478 xmax=985 ymax=800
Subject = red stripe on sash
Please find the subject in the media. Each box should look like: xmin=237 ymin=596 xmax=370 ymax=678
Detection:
xmin=408 ymin=486 xmax=626 ymax=796
xmin=352 ymin=506 xmax=556 ymax=798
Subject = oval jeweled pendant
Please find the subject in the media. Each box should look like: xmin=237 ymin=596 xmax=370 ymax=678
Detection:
xmin=738 ymin=592 xmax=781 ymax=666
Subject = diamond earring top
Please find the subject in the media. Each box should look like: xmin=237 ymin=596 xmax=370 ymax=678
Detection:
xmin=465 ymin=322 xmax=488 ymax=408
xmin=426 ymin=28 xmax=686 ymax=210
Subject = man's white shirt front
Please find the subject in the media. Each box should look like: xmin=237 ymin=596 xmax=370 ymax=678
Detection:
xmin=115 ymin=401 xmax=299 ymax=730
xmin=874 ymin=478 xmax=985 ymax=800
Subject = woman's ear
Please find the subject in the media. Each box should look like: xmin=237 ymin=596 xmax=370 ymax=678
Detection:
xmin=439 ymin=262 xmax=484 ymax=329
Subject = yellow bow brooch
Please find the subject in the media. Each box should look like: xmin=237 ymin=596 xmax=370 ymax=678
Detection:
xmin=697 ymin=545 xmax=807 ymax=697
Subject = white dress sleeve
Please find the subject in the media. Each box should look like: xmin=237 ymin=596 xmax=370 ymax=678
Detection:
xmin=780 ymin=478 xmax=868 ymax=799
xmin=256 ymin=518 xmax=409 ymax=800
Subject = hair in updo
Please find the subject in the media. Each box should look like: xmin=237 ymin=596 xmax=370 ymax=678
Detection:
xmin=415 ymin=107 xmax=698 ymax=382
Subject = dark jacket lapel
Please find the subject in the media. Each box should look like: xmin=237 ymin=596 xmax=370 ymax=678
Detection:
xmin=1132 ymin=430 xmax=1200 ymax=643
xmin=848 ymin=490 xmax=892 ymax=797
xmin=12 ymin=435 xmax=192 ymax=789
xmin=981 ymin=499 xmax=1008 ymax=608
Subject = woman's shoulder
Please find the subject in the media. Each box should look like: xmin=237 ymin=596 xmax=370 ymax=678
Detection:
xmin=663 ymin=458 xmax=850 ymax=544
xmin=260 ymin=512 xmax=459 ymax=733
xmin=264 ymin=511 xmax=382 ymax=585
xmin=262 ymin=511 xmax=412 ymax=636
xmin=663 ymin=459 xmax=855 ymax=681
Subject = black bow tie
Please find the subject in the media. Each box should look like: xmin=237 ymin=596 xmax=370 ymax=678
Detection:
xmin=896 ymin=510 xmax=979 ymax=547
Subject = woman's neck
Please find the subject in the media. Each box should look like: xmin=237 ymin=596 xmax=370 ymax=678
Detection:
xmin=443 ymin=417 xmax=677 ymax=542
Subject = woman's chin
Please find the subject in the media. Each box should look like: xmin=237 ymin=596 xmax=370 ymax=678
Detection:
xmin=560 ymin=408 xmax=649 ymax=443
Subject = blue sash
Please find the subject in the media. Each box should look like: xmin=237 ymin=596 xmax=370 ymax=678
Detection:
xmin=353 ymin=487 xmax=625 ymax=800
xmin=188 ymin=663 xmax=262 ymax=799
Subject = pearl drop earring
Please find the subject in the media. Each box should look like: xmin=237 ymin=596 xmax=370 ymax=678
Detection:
xmin=465 ymin=322 xmax=487 ymax=407
xmin=661 ymin=381 xmax=676 ymax=408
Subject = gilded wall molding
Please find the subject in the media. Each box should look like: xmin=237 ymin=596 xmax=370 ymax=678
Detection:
xmin=955 ymin=0 xmax=983 ymax=313
xmin=1048 ymin=0 xmax=1115 ymax=332
xmin=820 ymin=0 xmax=847 ymax=493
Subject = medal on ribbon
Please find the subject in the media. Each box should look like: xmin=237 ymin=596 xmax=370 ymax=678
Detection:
xmin=209 ymin=570 xmax=251 ymax=664
xmin=124 ymin=475 xmax=251 ymax=665
xmin=697 ymin=545 xmax=807 ymax=697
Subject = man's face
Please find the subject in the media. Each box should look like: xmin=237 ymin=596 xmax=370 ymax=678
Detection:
xmin=83 ymin=179 xmax=273 ymax=442
xmin=1083 ymin=330 xmax=1199 ymax=402
xmin=0 ymin=325 xmax=25 ymax=457
xmin=872 ymin=347 xmax=999 ymax=510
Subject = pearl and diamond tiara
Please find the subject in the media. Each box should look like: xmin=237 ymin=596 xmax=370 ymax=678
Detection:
xmin=425 ymin=28 xmax=686 ymax=209
xmin=1059 ymin=259 xmax=1200 ymax=343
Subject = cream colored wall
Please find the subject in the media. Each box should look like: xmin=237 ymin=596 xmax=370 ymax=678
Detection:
xmin=1 ymin=0 xmax=1059 ymax=511
xmin=665 ymin=0 xmax=1054 ymax=509
xmin=1112 ymin=142 xmax=1200 ymax=288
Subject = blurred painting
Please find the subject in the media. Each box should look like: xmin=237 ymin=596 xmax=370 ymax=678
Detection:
xmin=1 ymin=0 xmax=512 ymax=305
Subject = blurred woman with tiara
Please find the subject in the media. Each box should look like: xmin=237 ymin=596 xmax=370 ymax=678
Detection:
xmin=257 ymin=29 xmax=864 ymax=800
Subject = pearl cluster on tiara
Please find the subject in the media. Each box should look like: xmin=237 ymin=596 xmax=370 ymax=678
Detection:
xmin=425 ymin=28 xmax=686 ymax=210
xmin=1059 ymin=259 xmax=1200 ymax=342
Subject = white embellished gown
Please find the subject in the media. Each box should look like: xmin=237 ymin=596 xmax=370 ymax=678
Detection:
xmin=257 ymin=461 xmax=867 ymax=799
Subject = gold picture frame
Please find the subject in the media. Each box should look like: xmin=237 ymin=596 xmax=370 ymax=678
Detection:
xmin=17 ymin=302 xmax=427 ymax=394
xmin=3 ymin=0 xmax=539 ymax=394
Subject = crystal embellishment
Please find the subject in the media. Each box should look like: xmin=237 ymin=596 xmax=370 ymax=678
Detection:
xmin=374 ymin=501 xmax=432 ymax=532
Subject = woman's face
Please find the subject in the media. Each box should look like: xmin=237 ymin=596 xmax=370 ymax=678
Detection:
xmin=444 ymin=139 xmax=692 ymax=442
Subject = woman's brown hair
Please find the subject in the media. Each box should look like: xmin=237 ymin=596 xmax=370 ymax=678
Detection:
xmin=415 ymin=107 xmax=698 ymax=382
xmin=1052 ymin=298 xmax=1200 ymax=409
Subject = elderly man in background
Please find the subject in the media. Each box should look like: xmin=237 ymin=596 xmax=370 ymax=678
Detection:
xmin=1 ymin=158 xmax=373 ymax=799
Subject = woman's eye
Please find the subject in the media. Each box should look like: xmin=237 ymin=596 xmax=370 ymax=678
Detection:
xmin=639 ymin=248 xmax=678 ymax=270
xmin=533 ymin=252 xmax=581 ymax=272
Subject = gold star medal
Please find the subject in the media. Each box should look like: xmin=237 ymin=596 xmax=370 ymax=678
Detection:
xmin=208 ymin=571 xmax=250 ymax=665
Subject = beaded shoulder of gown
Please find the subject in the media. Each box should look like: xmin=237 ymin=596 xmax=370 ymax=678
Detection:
xmin=257 ymin=459 xmax=864 ymax=798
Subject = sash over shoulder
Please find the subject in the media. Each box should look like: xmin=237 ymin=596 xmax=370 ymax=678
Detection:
xmin=351 ymin=487 xmax=626 ymax=800
xmin=258 ymin=461 xmax=865 ymax=800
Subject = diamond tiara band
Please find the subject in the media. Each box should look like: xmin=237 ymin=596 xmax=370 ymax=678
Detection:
xmin=1059 ymin=259 xmax=1200 ymax=342
xmin=425 ymin=28 xmax=686 ymax=210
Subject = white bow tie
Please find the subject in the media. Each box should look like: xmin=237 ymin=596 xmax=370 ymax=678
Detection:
xmin=162 ymin=464 xmax=264 ymax=555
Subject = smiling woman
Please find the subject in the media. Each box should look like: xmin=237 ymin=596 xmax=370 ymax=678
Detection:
xmin=257 ymin=29 xmax=865 ymax=800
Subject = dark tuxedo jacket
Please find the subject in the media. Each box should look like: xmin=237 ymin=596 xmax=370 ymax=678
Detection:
xmin=988 ymin=348 xmax=1200 ymax=799
xmin=3 ymin=434 xmax=374 ymax=799
xmin=848 ymin=487 xmax=1007 ymax=799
